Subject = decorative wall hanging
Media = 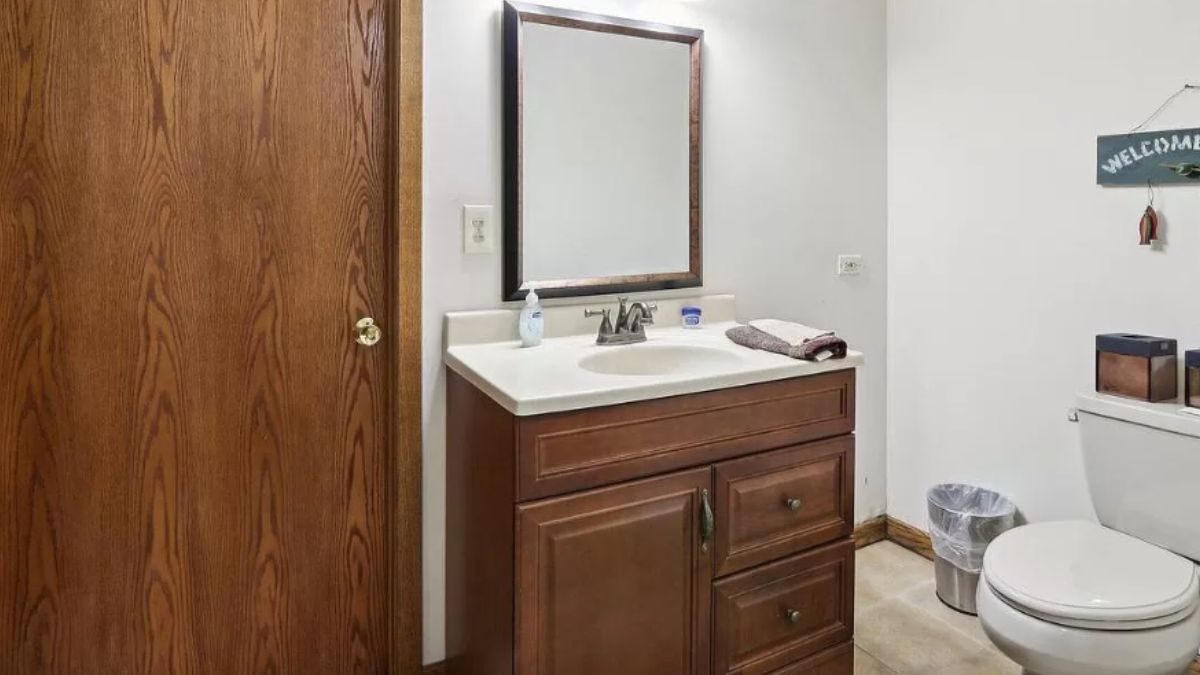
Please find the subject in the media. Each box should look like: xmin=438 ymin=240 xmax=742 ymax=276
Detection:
xmin=1139 ymin=182 xmax=1159 ymax=246
xmin=1097 ymin=84 xmax=1200 ymax=186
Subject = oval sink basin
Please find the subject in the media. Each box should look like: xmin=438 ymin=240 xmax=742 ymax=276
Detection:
xmin=578 ymin=343 xmax=744 ymax=376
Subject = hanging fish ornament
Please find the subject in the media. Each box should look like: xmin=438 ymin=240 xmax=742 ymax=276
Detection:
xmin=1139 ymin=205 xmax=1159 ymax=246
xmin=1139 ymin=181 xmax=1159 ymax=246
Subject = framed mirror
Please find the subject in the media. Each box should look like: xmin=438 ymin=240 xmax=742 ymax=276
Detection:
xmin=503 ymin=2 xmax=703 ymax=301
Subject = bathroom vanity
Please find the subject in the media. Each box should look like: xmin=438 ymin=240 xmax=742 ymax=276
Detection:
xmin=444 ymin=297 xmax=862 ymax=674
xmin=457 ymin=12 xmax=862 ymax=672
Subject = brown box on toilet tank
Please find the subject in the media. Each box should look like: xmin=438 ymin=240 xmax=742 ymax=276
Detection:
xmin=1095 ymin=334 xmax=1178 ymax=402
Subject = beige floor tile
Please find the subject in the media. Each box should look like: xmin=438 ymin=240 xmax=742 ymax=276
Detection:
xmin=855 ymin=542 xmax=1023 ymax=674
xmin=854 ymin=646 xmax=896 ymax=674
xmin=854 ymin=598 xmax=989 ymax=673
xmin=900 ymin=579 xmax=993 ymax=648
xmin=925 ymin=646 xmax=1022 ymax=675
xmin=856 ymin=541 xmax=934 ymax=611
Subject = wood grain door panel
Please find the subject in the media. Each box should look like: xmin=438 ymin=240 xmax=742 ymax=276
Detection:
xmin=713 ymin=542 xmax=855 ymax=675
xmin=0 ymin=0 xmax=412 ymax=672
xmin=517 ymin=371 xmax=855 ymax=500
xmin=714 ymin=438 xmax=854 ymax=576
xmin=515 ymin=467 xmax=713 ymax=675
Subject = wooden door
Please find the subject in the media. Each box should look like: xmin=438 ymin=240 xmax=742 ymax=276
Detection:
xmin=0 ymin=0 xmax=421 ymax=673
xmin=515 ymin=468 xmax=713 ymax=675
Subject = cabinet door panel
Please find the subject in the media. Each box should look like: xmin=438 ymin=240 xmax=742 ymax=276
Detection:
xmin=516 ymin=467 xmax=713 ymax=675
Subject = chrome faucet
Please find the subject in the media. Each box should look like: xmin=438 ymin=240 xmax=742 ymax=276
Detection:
xmin=584 ymin=297 xmax=658 ymax=345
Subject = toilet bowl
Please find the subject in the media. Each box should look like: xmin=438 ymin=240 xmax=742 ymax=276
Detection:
xmin=977 ymin=521 xmax=1200 ymax=675
xmin=976 ymin=393 xmax=1200 ymax=675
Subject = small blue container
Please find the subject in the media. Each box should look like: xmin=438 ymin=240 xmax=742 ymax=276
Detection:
xmin=681 ymin=306 xmax=702 ymax=329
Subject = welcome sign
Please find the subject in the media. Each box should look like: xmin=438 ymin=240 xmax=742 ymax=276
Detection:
xmin=1097 ymin=127 xmax=1200 ymax=185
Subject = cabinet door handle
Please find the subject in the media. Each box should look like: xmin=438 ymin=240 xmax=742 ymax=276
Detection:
xmin=784 ymin=608 xmax=802 ymax=625
xmin=784 ymin=497 xmax=803 ymax=512
xmin=699 ymin=489 xmax=714 ymax=552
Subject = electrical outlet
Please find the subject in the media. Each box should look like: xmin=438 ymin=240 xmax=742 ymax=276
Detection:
xmin=837 ymin=255 xmax=863 ymax=276
xmin=462 ymin=205 xmax=495 ymax=254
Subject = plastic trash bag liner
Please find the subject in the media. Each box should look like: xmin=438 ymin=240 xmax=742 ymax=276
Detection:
xmin=926 ymin=483 xmax=1015 ymax=573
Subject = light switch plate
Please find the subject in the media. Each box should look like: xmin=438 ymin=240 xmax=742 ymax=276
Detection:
xmin=462 ymin=205 xmax=495 ymax=254
xmin=837 ymin=254 xmax=863 ymax=276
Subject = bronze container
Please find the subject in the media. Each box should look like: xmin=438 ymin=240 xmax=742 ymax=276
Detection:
xmin=1095 ymin=334 xmax=1178 ymax=402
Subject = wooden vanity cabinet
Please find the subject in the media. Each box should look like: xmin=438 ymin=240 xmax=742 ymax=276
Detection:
xmin=446 ymin=368 xmax=857 ymax=675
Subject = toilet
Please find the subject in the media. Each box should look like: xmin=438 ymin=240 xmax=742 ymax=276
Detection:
xmin=977 ymin=392 xmax=1200 ymax=675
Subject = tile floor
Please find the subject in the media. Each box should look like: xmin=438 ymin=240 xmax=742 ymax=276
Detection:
xmin=854 ymin=541 xmax=1020 ymax=674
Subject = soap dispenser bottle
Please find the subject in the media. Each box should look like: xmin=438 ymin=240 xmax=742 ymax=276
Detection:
xmin=519 ymin=288 xmax=544 ymax=347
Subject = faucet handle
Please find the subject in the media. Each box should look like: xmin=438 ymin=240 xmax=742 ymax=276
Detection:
xmin=584 ymin=308 xmax=614 ymax=337
xmin=645 ymin=302 xmax=658 ymax=324
xmin=638 ymin=302 xmax=658 ymax=326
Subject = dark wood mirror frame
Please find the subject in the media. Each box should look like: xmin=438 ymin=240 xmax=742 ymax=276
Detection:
xmin=502 ymin=1 xmax=703 ymax=301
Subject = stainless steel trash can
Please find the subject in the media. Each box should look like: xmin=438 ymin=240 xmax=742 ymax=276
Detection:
xmin=926 ymin=483 xmax=1016 ymax=614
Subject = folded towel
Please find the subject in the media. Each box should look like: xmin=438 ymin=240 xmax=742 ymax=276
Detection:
xmin=725 ymin=325 xmax=848 ymax=361
xmin=748 ymin=319 xmax=834 ymax=347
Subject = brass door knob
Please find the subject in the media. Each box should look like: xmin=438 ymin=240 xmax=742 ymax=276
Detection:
xmin=356 ymin=317 xmax=382 ymax=347
xmin=784 ymin=497 xmax=803 ymax=512
xmin=785 ymin=608 xmax=801 ymax=624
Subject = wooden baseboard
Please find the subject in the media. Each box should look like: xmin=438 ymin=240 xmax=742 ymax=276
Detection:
xmin=852 ymin=515 xmax=887 ymax=549
xmin=423 ymin=662 xmax=445 ymax=675
xmin=855 ymin=514 xmax=934 ymax=560
xmin=883 ymin=516 xmax=935 ymax=560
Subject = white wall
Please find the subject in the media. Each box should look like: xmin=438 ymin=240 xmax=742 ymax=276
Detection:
xmin=887 ymin=0 xmax=1200 ymax=530
xmin=424 ymin=0 xmax=887 ymax=663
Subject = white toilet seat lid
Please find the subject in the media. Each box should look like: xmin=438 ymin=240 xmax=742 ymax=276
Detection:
xmin=984 ymin=521 xmax=1199 ymax=628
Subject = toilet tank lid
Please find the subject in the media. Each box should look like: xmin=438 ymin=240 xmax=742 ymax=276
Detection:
xmin=1076 ymin=392 xmax=1200 ymax=439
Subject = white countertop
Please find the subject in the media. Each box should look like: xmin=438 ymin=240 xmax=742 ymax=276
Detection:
xmin=445 ymin=320 xmax=863 ymax=416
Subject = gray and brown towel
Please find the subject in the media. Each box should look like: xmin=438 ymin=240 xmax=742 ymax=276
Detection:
xmin=725 ymin=324 xmax=848 ymax=361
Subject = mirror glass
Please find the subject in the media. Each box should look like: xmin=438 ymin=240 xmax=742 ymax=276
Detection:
xmin=503 ymin=3 xmax=703 ymax=300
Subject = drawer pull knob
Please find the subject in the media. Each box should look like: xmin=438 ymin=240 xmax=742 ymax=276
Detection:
xmin=784 ymin=497 xmax=803 ymax=512
xmin=785 ymin=608 xmax=802 ymax=624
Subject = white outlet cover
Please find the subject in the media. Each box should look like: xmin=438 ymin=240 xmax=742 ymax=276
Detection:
xmin=463 ymin=205 xmax=495 ymax=254
xmin=837 ymin=254 xmax=863 ymax=276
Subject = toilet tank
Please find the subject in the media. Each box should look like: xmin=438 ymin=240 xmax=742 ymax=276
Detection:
xmin=1076 ymin=392 xmax=1200 ymax=561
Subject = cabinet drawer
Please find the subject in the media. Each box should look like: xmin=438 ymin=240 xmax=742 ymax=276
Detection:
xmin=517 ymin=370 xmax=855 ymax=500
xmin=714 ymin=437 xmax=853 ymax=576
xmin=713 ymin=542 xmax=855 ymax=675
xmin=766 ymin=642 xmax=853 ymax=674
